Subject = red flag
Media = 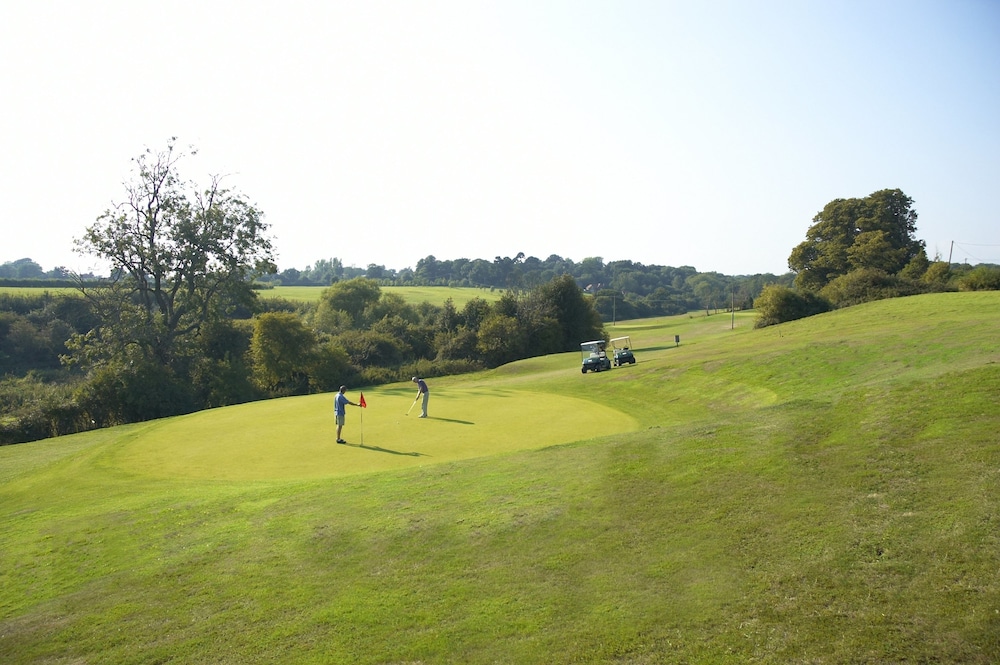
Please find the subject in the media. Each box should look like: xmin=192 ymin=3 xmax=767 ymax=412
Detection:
xmin=359 ymin=392 xmax=367 ymax=408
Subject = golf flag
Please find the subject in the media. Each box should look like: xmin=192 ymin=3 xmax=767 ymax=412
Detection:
xmin=359 ymin=392 xmax=367 ymax=408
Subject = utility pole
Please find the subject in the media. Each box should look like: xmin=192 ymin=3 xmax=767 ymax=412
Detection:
xmin=948 ymin=240 xmax=954 ymax=265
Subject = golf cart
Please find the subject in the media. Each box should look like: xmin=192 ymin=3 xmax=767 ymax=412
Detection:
xmin=580 ymin=340 xmax=611 ymax=373
xmin=610 ymin=336 xmax=636 ymax=366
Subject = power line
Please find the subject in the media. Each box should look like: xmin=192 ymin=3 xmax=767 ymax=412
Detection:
xmin=950 ymin=241 xmax=1000 ymax=264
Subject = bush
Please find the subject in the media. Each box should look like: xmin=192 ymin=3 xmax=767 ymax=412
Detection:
xmin=819 ymin=269 xmax=926 ymax=308
xmin=359 ymin=365 xmax=403 ymax=386
xmin=957 ymin=265 xmax=1000 ymax=291
xmin=0 ymin=375 xmax=85 ymax=445
xmin=404 ymin=358 xmax=482 ymax=380
xmin=754 ymin=285 xmax=832 ymax=328
xmin=309 ymin=343 xmax=359 ymax=392
xmin=75 ymin=361 xmax=196 ymax=427
xmin=332 ymin=329 xmax=410 ymax=368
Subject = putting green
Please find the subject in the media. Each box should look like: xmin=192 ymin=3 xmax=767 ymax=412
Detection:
xmin=107 ymin=388 xmax=640 ymax=481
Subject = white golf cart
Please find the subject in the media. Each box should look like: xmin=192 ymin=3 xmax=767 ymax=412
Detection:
xmin=580 ymin=339 xmax=611 ymax=373
xmin=610 ymin=336 xmax=636 ymax=366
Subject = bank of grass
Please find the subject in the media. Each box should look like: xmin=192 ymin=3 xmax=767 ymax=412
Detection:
xmin=1 ymin=293 xmax=998 ymax=663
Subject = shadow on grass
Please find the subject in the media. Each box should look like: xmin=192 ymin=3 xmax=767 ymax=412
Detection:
xmin=348 ymin=442 xmax=428 ymax=457
xmin=427 ymin=417 xmax=475 ymax=425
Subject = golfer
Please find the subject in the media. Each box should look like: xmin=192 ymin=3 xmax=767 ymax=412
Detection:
xmin=334 ymin=386 xmax=358 ymax=443
xmin=412 ymin=376 xmax=429 ymax=418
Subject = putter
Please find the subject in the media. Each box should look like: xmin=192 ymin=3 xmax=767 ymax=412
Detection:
xmin=405 ymin=396 xmax=419 ymax=416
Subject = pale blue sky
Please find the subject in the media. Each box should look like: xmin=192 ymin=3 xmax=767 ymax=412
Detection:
xmin=2 ymin=0 xmax=997 ymax=276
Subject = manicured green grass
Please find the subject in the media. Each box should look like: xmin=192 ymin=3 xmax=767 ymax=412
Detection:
xmin=1 ymin=294 xmax=998 ymax=663
xmin=109 ymin=388 xmax=638 ymax=481
xmin=264 ymin=285 xmax=503 ymax=306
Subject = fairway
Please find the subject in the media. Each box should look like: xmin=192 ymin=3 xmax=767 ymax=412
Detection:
xmin=109 ymin=387 xmax=640 ymax=481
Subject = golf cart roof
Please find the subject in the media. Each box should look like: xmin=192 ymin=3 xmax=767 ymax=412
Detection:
xmin=609 ymin=336 xmax=631 ymax=344
xmin=581 ymin=340 xmax=606 ymax=347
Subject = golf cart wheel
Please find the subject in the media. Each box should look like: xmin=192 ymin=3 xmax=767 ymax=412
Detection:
xmin=581 ymin=367 xmax=587 ymax=374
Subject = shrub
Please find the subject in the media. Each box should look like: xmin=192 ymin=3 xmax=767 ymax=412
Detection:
xmin=75 ymin=361 xmax=196 ymax=427
xmin=359 ymin=365 xmax=402 ymax=386
xmin=819 ymin=268 xmax=926 ymax=308
xmin=332 ymin=329 xmax=410 ymax=368
xmin=309 ymin=343 xmax=359 ymax=392
xmin=754 ymin=285 xmax=831 ymax=328
xmin=957 ymin=265 xmax=1000 ymax=291
xmin=404 ymin=358 xmax=482 ymax=380
xmin=0 ymin=375 xmax=85 ymax=444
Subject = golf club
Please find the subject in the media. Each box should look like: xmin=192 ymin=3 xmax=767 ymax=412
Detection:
xmin=405 ymin=395 xmax=419 ymax=416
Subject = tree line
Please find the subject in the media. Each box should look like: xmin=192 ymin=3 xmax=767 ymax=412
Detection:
xmin=260 ymin=253 xmax=792 ymax=320
xmin=0 ymin=258 xmax=102 ymax=285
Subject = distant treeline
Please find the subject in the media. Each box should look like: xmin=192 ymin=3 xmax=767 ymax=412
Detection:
xmin=258 ymin=253 xmax=795 ymax=320
xmin=0 ymin=279 xmax=107 ymax=289
xmin=6 ymin=253 xmax=795 ymax=321
xmin=0 ymin=258 xmax=101 ymax=282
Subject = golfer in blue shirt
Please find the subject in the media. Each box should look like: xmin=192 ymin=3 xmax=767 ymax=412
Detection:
xmin=334 ymin=385 xmax=358 ymax=443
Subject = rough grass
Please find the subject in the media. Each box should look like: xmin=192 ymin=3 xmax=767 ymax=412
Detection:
xmin=1 ymin=293 xmax=998 ymax=664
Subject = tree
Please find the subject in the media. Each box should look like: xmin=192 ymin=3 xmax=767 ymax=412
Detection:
xmin=788 ymin=189 xmax=926 ymax=291
xmin=535 ymin=274 xmax=605 ymax=350
xmin=69 ymin=139 xmax=275 ymax=422
xmin=476 ymin=313 xmax=527 ymax=366
xmin=0 ymin=258 xmax=45 ymax=279
xmin=415 ymin=255 xmax=441 ymax=284
xmin=304 ymin=258 xmax=344 ymax=285
xmin=493 ymin=252 xmax=525 ymax=289
xmin=73 ymin=139 xmax=275 ymax=365
xmin=315 ymin=277 xmax=382 ymax=328
xmin=685 ymin=272 xmax=730 ymax=313
xmin=250 ymin=312 xmax=317 ymax=396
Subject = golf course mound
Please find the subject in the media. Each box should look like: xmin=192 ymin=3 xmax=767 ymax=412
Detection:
xmin=107 ymin=387 xmax=641 ymax=481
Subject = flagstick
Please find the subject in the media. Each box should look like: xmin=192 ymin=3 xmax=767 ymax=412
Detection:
xmin=360 ymin=405 xmax=364 ymax=447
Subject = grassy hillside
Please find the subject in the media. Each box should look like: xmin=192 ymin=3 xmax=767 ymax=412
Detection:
xmin=1 ymin=293 xmax=998 ymax=663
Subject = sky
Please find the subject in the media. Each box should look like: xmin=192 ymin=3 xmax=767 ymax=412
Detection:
xmin=2 ymin=0 xmax=998 ymax=277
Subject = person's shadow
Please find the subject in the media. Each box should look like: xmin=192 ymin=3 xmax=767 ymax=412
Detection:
xmin=424 ymin=417 xmax=475 ymax=425
xmin=348 ymin=442 xmax=427 ymax=457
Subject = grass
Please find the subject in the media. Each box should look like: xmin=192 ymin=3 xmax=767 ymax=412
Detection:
xmin=263 ymin=285 xmax=504 ymax=306
xmin=1 ymin=284 xmax=505 ymax=308
xmin=0 ymin=286 xmax=79 ymax=297
xmin=1 ymin=294 xmax=998 ymax=663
